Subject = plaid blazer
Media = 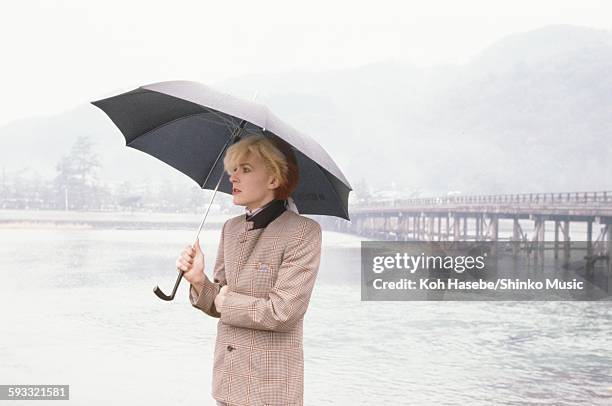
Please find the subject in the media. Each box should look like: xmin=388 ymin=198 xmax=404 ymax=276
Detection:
xmin=189 ymin=209 xmax=322 ymax=406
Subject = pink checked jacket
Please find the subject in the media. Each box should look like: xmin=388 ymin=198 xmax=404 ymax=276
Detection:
xmin=189 ymin=204 xmax=322 ymax=406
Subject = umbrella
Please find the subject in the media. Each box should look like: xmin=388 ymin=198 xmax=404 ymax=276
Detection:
xmin=91 ymin=80 xmax=352 ymax=301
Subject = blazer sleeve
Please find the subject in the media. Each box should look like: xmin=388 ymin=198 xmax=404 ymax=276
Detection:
xmin=189 ymin=221 xmax=227 ymax=318
xmin=219 ymin=220 xmax=322 ymax=332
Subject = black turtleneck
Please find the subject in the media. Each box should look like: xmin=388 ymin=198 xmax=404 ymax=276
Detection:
xmin=245 ymin=199 xmax=287 ymax=230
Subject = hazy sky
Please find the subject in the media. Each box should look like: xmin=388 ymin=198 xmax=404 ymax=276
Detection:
xmin=1 ymin=0 xmax=610 ymax=127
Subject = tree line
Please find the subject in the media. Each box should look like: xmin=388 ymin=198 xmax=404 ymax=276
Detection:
xmin=0 ymin=136 xmax=234 ymax=213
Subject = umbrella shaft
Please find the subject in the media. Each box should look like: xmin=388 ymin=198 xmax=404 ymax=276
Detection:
xmin=192 ymin=120 xmax=247 ymax=244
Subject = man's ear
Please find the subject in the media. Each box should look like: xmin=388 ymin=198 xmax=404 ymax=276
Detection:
xmin=267 ymin=175 xmax=280 ymax=190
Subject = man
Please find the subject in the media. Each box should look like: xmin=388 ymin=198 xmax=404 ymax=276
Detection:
xmin=176 ymin=135 xmax=322 ymax=406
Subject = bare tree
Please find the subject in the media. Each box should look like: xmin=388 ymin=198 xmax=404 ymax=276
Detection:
xmin=54 ymin=136 xmax=102 ymax=210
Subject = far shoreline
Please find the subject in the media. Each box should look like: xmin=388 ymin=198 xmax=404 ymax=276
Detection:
xmin=0 ymin=208 xmax=234 ymax=230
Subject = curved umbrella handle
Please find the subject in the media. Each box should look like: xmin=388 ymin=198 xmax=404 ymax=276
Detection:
xmin=153 ymin=269 xmax=184 ymax=301
xmin=152 ymin=119 xmax=247 ymax=302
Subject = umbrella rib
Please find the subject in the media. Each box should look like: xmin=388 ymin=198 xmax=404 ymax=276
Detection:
xmin=125 ymin=111 xmax=238 ymax=146
xmin=204 ymin=107 xmax=240 ymax=134
xmin=194 ymin=106 xmax=253 ymax=142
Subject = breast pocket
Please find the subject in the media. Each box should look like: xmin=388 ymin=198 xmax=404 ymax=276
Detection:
xmin=252 ymin=262 xmax=276 ymax=296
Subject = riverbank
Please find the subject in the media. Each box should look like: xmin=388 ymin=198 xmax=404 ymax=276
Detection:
xmin=0 ymin=209 xmax=236 ymax=230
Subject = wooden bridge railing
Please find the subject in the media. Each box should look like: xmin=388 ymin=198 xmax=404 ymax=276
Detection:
xmin=355 ymin=190 xmax=612 ymax=208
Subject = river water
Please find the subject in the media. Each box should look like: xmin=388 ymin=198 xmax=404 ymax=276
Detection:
xmin=0 ymin=223 xmax=610 ymax=405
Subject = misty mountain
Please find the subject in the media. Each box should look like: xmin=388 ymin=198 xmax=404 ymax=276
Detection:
xmin=2 ymin=24 xmax=611 ymax=197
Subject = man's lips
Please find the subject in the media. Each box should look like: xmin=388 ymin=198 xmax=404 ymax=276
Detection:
xmin=232 ymin=188 xmax=241 ymax=194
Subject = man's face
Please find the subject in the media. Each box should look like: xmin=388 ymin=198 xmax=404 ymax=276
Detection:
xmin=229 ymin=152 xmax=278 ymax=210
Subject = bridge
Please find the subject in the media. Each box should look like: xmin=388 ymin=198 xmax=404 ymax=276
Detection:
xmin=321 ymin=190 xmax=612 ymax=272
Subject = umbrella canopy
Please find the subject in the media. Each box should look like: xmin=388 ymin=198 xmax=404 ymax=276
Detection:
xmin=91 ymin=80 xmax=352 ymax=220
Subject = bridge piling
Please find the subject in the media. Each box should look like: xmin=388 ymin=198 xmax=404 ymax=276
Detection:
xmin=339 ymin=190 xmax=612 ymax=270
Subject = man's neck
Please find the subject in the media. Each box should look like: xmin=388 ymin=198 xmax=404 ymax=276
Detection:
xmin=246 ymin=198 xmax=275 ymax=213
xmin=244 ymin=199 xmax=287 ymax=230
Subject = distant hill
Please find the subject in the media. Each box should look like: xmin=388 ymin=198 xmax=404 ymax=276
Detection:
xmin=1 ymin=24 xmax=611 ymax=197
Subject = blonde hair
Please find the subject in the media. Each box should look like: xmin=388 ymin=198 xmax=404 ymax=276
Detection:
xmin=223 ymin=134 xmax=299 ymax=200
